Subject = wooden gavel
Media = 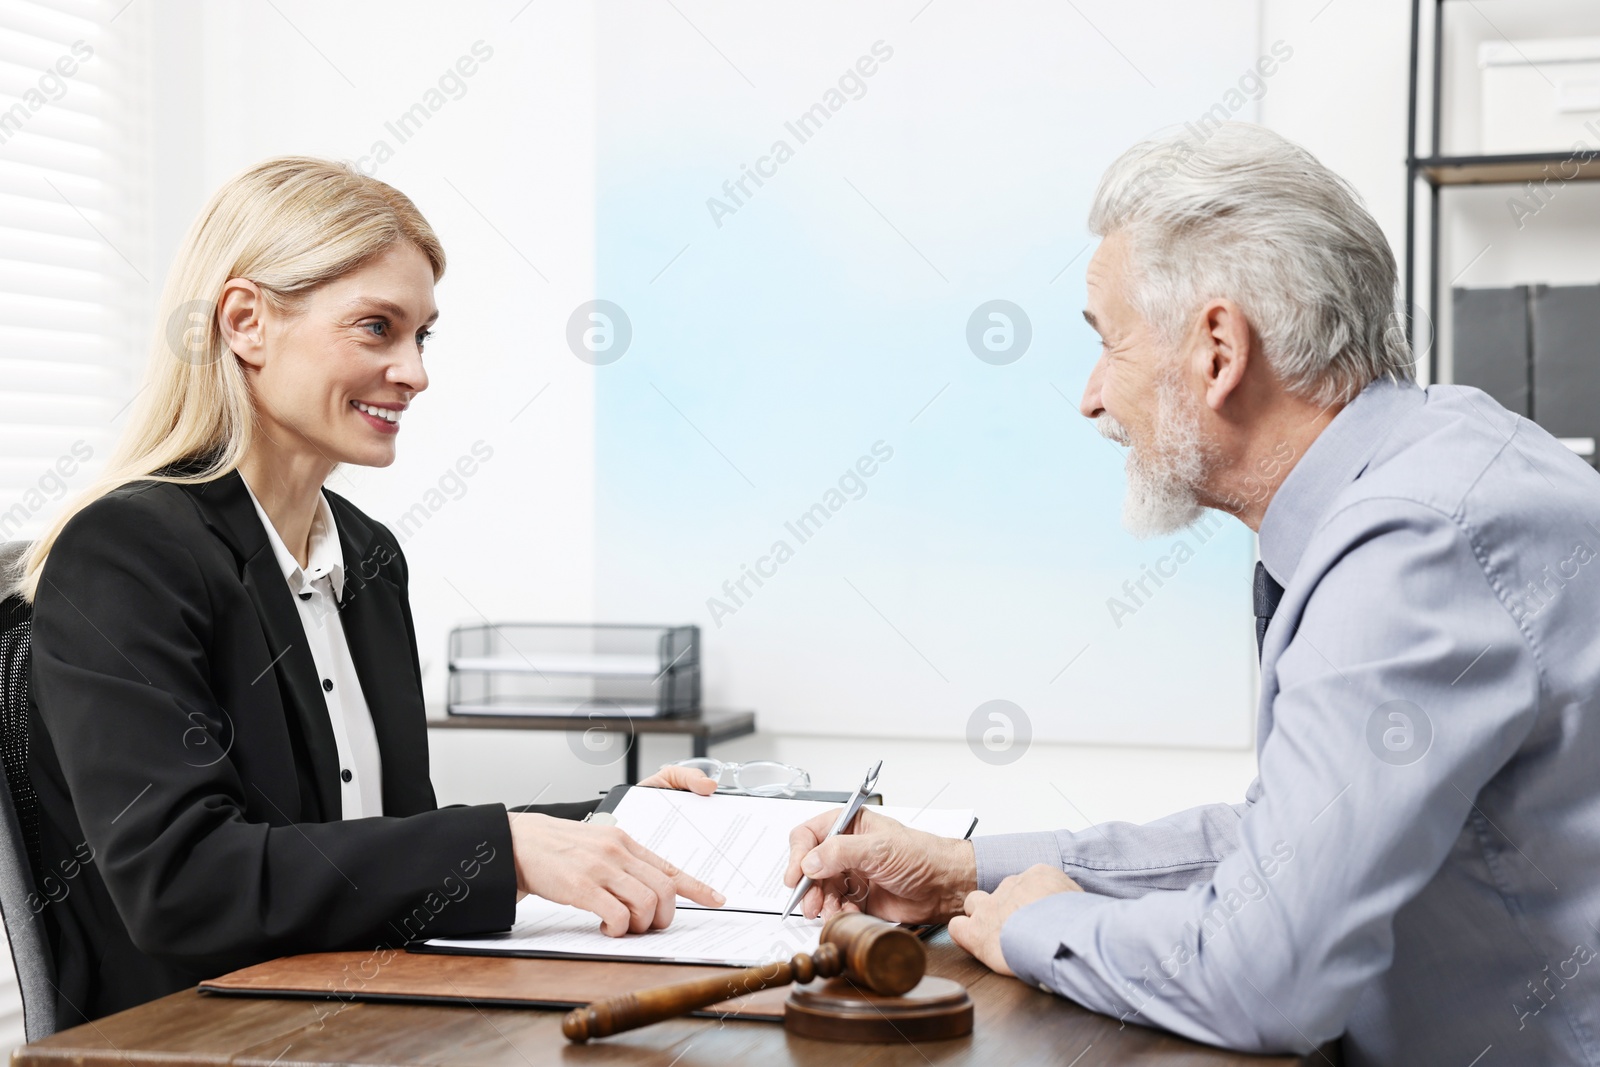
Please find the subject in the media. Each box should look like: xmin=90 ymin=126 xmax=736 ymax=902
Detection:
xmin=562 ymin=912 xmax=925 ymax=1042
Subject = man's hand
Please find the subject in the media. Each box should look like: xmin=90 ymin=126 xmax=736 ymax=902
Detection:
xmin=508 ymin=812 xmax=724 ymax=936
xmin=948 ymin=864 xmax=1082 ymax=976
xmin=636 ymin=763 xmax=718 ymax=795
xmin=783 ymin=807 xmax=977 ymax=924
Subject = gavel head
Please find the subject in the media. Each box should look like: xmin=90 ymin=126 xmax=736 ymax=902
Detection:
xmin=819 ymin=912 xmax=925 ymax=996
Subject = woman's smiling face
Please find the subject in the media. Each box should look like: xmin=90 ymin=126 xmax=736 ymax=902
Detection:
xmin=221 ymin=241 xmax=437 ymax=470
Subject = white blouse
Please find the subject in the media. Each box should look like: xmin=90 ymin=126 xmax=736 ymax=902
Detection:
xmin=240 ymin=476 xmax=384 ymax=818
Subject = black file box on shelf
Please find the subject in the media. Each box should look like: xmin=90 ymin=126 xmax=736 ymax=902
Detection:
xmin=447 ymin=624 xmax=701 ymax=718
xmin=1530 ymin=283 xmax=1600 ymax=466
xmin=1452 ymin=285 xmax=1531 ymax=417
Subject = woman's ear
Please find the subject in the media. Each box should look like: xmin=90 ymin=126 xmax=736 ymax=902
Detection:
xmin=217 ymin=279 xmax=267 ymax=369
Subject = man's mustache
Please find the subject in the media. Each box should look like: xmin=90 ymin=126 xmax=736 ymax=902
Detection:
xmin=1097 ymin=413 xmax=1131 ymax=447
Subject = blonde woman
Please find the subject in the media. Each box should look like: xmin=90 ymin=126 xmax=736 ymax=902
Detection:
xmin=18 ymin=158 xmax=719 ymax=1026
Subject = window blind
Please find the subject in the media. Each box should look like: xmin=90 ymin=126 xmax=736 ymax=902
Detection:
xmin=0 ymin=0 xmax=147 ymax=542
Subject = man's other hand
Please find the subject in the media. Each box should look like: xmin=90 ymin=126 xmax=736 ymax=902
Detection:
xmin=949 ymin=864 xmax=1082 ymax=975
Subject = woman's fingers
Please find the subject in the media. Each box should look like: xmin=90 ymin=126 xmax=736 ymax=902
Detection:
xmin=588 ymin=889 xmax=634 ymax=937
xmin=511 ymin=815 xmax=710 ymax=934
xmin=637 ymin=765 xmax=718 ymax=795
xmin=572 ymin=865 xmax=671 ymax=935
xmin=622 ymin=857 xmax=680 ymax=930
xmin=602 ymin=871 xmax=664 ymax=935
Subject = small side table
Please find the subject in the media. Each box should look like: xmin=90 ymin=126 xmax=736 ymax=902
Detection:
xmin=428 ymin=708 xmax=757 ymax=784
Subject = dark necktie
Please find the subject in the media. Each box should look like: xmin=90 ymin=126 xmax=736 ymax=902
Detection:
xmin=1253 ymin=561 xmax=1284 ymax=661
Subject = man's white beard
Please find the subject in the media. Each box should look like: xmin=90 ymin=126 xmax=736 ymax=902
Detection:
xmin=1096 ymin=372 xmax=1207 ymax=539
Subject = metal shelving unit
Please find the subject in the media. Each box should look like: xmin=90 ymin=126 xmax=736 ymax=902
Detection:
xmin=1405 ymin=0 xmax=1600 ymax=382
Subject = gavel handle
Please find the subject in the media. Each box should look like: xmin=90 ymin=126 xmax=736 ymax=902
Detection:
xmin=562 ymin=943 xmax=843 ymax=1042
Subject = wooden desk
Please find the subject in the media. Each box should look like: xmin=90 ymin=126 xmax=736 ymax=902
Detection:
xmin=429 ymin=708 xmax=757 ymax=784
xmin=14 ymin=934 xmax=1320 ymax=1066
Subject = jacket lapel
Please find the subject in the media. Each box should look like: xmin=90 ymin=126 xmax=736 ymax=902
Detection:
xmin=187 ymin=471 xmax=345 ymax=821
xmin=328 ymin=499 xmax=435 ymax=818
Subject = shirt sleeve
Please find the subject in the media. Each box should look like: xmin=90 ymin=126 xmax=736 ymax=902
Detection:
xmin=973 ymin=795 xmax=1254 ymax=897
xmin=994 ymin=499 xmax=1541 ymax=1053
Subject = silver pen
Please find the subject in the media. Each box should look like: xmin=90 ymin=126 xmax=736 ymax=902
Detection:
xmin=781 ymin=760 xmax=883 ymax=921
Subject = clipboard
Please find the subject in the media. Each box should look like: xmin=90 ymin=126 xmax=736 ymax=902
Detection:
xmin=198 ymin=949 xmax=795 ymax=1021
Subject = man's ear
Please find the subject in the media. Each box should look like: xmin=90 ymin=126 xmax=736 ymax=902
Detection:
xmin=217 ymin=279 xmax=267 ymax=369
xmin=1195 ymin=298 xmax=1251 ymax=412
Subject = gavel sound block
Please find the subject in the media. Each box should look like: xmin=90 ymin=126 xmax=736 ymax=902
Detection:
xmin=562 ymin=912 xmax=973 ymax=1044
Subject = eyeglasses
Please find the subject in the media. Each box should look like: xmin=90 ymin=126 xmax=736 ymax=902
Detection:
xmin=670 ymin=757 xmax=811 ymax=797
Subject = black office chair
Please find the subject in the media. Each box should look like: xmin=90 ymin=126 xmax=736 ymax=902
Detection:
xmin=0 ymin=542 xmax=56 ymax=1040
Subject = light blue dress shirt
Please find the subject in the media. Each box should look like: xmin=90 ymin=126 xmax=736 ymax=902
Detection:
xmin=973 ymin=379 xmax=1600 ymax=1066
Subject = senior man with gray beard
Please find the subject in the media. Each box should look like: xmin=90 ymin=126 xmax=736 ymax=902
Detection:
xmin=783 ymin=122 xmax=1600 ymax=1066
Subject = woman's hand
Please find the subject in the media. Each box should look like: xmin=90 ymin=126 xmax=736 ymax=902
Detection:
xmin=636 ymin=764 xmax=718 ymax=795
xmin=508 ymin=812 xmax=724 ymax=936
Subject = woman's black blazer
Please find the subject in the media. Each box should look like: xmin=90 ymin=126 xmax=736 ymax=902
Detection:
xmin=27 ymin=468 xmax=594 ymax=1026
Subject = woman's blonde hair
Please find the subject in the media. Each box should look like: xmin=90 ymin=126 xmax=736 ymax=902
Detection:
xmin=16 ymin=156 xmax=445 ymax=602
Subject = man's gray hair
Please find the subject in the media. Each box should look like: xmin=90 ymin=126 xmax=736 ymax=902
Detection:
xmin=1089 ymin=122 xmax=1414 ymax=407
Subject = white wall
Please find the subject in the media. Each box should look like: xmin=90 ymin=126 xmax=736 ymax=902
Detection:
xmin=586 ymin=0 xmax=1264 ymax=751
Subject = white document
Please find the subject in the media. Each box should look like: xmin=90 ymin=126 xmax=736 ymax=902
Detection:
xmin=421 ymin=895 xmax=823 ymax=967
xmin=608 ymin=788 xmax=977 ymax=914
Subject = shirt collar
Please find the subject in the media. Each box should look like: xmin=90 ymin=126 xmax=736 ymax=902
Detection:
xmin=238 ymin=474 xmax=345 ymax=601
xmin=1256 ymin=377 xmax=1424 ymax=588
